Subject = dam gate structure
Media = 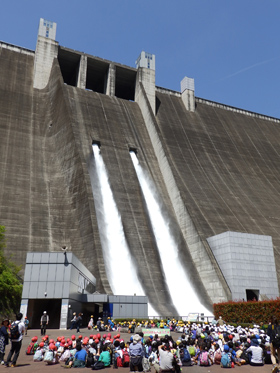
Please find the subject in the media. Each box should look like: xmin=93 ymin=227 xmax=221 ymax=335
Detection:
xmin=0 ymin=18 xmax=279 ymax=318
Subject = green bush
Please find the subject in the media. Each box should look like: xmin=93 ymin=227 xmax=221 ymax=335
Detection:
xmin=214 ymin=299 xmax=280 ymax=324
xmin=0 ymin=226 xmax=22 ymax=318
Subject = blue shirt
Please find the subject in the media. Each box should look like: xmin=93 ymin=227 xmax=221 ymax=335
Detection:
xmin=75 ymin=349 xmax=87 ymax=361
xmin=129 ymin=343 xmax=144 ymax=357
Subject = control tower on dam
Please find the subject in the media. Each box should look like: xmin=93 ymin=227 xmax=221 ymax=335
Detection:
xmin=0 ymin=18 xmax=279 ymax=316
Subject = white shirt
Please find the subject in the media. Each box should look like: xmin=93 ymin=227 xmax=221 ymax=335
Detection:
xmin=246 ymin=346 xmax=263 ymax=364
xmin=11 ymin=320 xmax=25 ymax=342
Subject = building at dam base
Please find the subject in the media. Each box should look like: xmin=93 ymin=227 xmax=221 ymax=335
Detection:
xmin=20 ymin=252 xmax=148 ymax=329
xmin=1 ymin=18 xmax=280 ymax=318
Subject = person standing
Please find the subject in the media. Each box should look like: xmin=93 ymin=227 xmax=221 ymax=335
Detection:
xmin=40 ymin=311 xmax=49 ymax=336
xmin=5 ymin=312 xmax=25 ymax=367
xmin=96 ymin=317 xmax=102 ymax=331
xmin=267 ymin=316 xmax=280 ymax=373
xmin=76 ymin=313 xmax=82 ymax=333
xmin=0 ymin=319 xmax=9 ymax=364
xmin=24 ymin=317 xmax=29 ymax=336
xmin=70 ymin=312 xmax=77 ymax=330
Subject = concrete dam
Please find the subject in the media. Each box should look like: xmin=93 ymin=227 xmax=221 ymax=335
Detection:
xmin=0 ymin=19 xmax=279 ymax=317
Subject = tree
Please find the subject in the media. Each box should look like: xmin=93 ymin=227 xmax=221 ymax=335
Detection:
xmin=0 ymin=226 xmax=22 ymax=316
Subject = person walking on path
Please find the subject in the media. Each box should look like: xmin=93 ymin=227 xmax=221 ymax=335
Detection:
xmin=5 ymin=312 xmax=25 ymax=367
xmin=24 ymin=317 xmax=29 ymax=336
xmin=40 ymin=311 xmax=49 ymax=336
xmin=267 ymin=316 xmax=280 ymax=373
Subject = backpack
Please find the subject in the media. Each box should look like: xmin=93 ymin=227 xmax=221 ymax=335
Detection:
xmin=188 ymin=345 xmax=195 ymax=357
xmin=116 ymin=356 xmax=123 ymax=367
xmin=33 ymin=349 xmax=43 ymax=361
xmin=271 ymin=325 xmax=280 ymax=348
xmin=214 ymin=350 xmax=222 ymax=364
xmin=142 ymin=357 xmax=151 ymax=372
xmin=122 ymin=349 xmax=130 ymax=367
xmin=26 ymin=342 xmax=35 ymax=355
xmin=221 ymin=352 xmax=231 ymax=368
xmin=92 ymin=360 xmax=105 ymax=370
xmin=200 ymin=351 xmax=209 ymax=366
xmin=180 ymin=347 xmax=191 ymax=363
xmin=10 ymin=321 xmax=20 ymax=340
xmin=44 ymin=350 xmax=54 ymax=362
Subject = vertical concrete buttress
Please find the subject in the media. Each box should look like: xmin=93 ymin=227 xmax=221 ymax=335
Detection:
xmin=33 ymin=36 xmax=58 ymax=89
xmin=105 ymin=63 xmax=116 ymax=96
xmin=135 ymin=67 xmax=156 ymax=114
xmin=77 ymin=54 xmax=87 ymax=89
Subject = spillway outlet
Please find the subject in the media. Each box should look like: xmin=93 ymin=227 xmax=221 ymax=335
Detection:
xmin=129 ymin=147 xmax=137 ymax=155
xmin=92 ymin=140 xmax=101 ymax=148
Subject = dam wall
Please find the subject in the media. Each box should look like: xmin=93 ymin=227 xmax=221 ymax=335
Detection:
xmin=1 ymin=20 xmax=280 ymax=315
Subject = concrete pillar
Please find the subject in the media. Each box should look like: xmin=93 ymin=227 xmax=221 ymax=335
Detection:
xmin=105 ymin=63 xmax=116 ymax=96
xmin=60 ymin=299 xmax=70 ymax=330
xmin=77 ymin=54 xmax=87 ymax=89
xmin=181 ymin=76 xmax=195 ymax=112
xmin=135 ymin=67 xmax=156 ymax=114
xmin=33 ymin=19 xmax=58 ymax=89
xmin=135 ymin=51 xmax=156 ymax=114
xmin=20 ymin=299 xmax=28 ymax=319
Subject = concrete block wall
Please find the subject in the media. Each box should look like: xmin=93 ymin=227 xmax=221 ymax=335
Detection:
xmin=22 ymin=252 xmax=96 ymax=300
xmin=108 ymin=295 xmax=148 ymax=318
xmin=207 ymin=232 xmax=279 ymax=300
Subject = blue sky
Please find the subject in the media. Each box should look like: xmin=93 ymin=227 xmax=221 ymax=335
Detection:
xmin=1 ymin=1 xmax=280 ymax=117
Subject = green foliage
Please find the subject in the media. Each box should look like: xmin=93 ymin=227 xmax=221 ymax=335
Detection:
xmin=0 ymin=226 xmax=22 ymax=316
xmin=214 ymin=299 xmax=280 ymax=324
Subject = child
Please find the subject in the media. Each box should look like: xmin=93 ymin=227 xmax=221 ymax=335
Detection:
xmin=194 ymin=342 xmax=212 ymax=366
xmin=24 ymin=317 xmax=29 ymax=336
xmin=33 ymin=342 xmax=45 ymax=362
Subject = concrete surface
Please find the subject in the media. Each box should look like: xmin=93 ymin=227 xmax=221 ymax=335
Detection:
xmin=1 ymin=34 xmax=280 ymax=316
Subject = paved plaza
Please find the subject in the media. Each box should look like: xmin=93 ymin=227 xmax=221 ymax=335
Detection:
xmin=1 ymin=328 xmax=275 ymax=373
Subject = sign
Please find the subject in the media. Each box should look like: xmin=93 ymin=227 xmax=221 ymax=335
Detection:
xmin=142 ymin=328 xmax=170 ymax=337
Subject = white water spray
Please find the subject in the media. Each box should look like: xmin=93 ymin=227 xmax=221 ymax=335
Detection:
xmin=90 ymin=145 xmax=157 ymax=316
xmin=90 ymin=144 xmax=144 ymax=295
xmin=130 ymin=151 xmax=210 ymax=316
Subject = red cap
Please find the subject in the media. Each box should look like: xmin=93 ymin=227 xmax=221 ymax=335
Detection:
xmin=71 ymin=335 xmax=76 ymax=340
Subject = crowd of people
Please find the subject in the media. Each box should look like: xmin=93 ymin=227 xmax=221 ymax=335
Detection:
xmin=1 ymin=314 xmax=280 ymax=371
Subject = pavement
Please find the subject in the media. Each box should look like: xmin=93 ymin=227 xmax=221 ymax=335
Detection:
xmin=0 ymin=328 xmax=276 ymax=373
